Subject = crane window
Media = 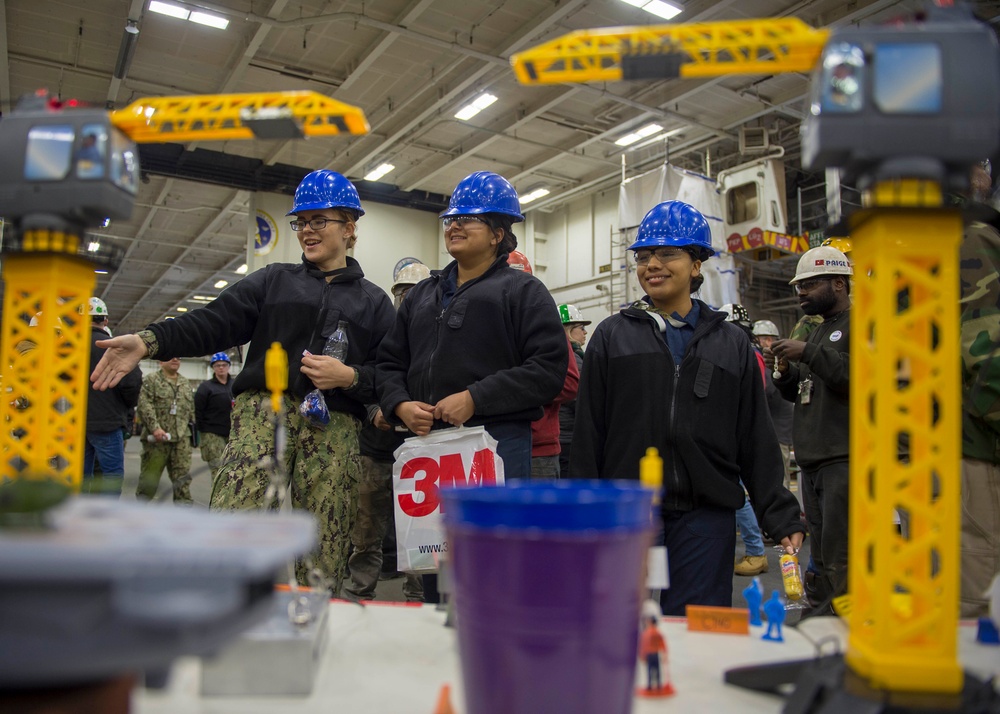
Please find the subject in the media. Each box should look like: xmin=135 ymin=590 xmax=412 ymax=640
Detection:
xmin=727 ymin=182 xmax=759 ymax=224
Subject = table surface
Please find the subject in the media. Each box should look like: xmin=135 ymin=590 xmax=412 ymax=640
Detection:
xmin=135 ymin=601 xmax=1000 ymax=714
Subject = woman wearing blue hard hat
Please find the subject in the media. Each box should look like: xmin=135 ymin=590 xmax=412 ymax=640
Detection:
xmin=570 ymin=200 xmax=804 ymax=615
xmin=377 ymin=171 xmax=567 ymax=480
xmin=91 ymin=169 xmax=396 ymax=590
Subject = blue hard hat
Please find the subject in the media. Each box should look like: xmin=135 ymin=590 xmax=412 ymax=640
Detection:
xmin=628 ymin=200 xmax=715 ymax=260
xmin=287 ymin=170 xmax=365 ymax=217
xmin=210 ymin=352 xmax=231 ymax=365
xmin=439 ymin=171 xmax=524 ymax=222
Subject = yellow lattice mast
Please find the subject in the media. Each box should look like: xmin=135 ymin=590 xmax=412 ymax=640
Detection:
xmin=0 ymin=91 xmax=368 ymax=492
xmin=510 ymin=17 xmax=828 ymax=84
xmin=847 ymin=182 xmax=963 ymax=693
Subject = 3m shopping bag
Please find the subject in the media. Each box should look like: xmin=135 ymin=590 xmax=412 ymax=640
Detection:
xmin=393 ymin=426 xmax=505 ymax=572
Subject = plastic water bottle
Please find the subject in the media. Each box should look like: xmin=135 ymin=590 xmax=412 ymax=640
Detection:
xmin=323 ymin=320 xmax=349 ymax=362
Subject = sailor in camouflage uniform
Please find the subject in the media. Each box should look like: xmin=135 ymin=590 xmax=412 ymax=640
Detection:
xmin=959 ymin=160 xmax=1000 ymax=618
xmin=137 ymin=358 xmax=195 ymax=503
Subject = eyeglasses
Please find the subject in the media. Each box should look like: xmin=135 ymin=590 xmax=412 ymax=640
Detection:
xmin=793 ymin=277 xmax=832 ymax=294
xmin=289 ymin=217 xmax=347 ymax=231
xmin=442 ymin=216 xmax=488 ymax=230
xmin=633 ymin=247 xmax=689 ymax=266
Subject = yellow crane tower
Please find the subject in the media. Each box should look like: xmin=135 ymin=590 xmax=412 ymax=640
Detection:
xmin=514 ymin=6 xmax=999 ymax=711
xmin=0 ymin=90 xmax=369 ymax=491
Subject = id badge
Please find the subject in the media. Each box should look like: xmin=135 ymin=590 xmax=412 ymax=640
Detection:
xmin=798 ymin=378 xmax=813 ymax=405
xmin=169 ymin=402 xmax=177 ymax=415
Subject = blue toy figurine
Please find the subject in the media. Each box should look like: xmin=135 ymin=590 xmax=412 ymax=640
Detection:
xmin=762 ymin=591 xmax=786 ymax=642
xmin=742 ymin=577 xmax=763 ymax=627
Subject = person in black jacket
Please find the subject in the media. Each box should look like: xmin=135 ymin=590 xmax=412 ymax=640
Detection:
xmin=771 ymin=245 xmax=852 ymax=613
xmin=376 ymin=171 xmax=567 ymax=480
xmin=84 ymin=297 xmax=141 ymax=495
xmin=90 ymin=170 xmax=396 ymax=591
xmin=571 ymin=200 xmax=803 ymax=615
xmin=194 ymin=352 xmax=235 ymax=479
xmin=557 ymin=303 xmax=589 ymax=478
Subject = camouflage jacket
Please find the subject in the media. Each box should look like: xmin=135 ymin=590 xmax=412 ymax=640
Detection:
xmin=960 ymin=221 xmax=1000 ymax=463
xmin=137 ymin=369 xmax=194 ymax=441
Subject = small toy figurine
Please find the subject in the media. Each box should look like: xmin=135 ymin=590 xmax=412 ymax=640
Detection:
xmin=637 ymin=615 xmax=675 ymax=697
xmin=762 ymin=591 xmax=786 ymax=642
xmin=977 ymin=574 xmax=1000 ymax=645
xmin=742 ymin=576 xmax=763 ymax=626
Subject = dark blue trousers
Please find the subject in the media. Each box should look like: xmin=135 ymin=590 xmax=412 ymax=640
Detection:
xmin=658 ymin=506 xmax=737 ymax=616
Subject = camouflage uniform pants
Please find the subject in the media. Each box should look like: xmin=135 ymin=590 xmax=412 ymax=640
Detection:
xmin=200 ymin=432 xmax=228 ymax=479
xmin=341 ymin=455 xmax=424 ymax=602
xmin=210 ymin=391 xmax=362 ymax=592
xmin=138 ymin=440 xmax=193 ymax=503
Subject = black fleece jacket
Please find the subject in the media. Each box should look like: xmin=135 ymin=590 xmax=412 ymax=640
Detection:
xmin=376 ymin=254 xmax=568 ymax=430
xmin=571 ymin=298 xmax=803 ymax=543
xmin=773 ymin=310 xmax=850 ymax=471
xmin=148 ymin=256 xmax=395 ymax=422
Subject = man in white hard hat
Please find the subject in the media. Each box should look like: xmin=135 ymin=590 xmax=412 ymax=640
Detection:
xmin=753 ymin=319 xmax=798 ymax=510
xmin=84 ymin=298 xmax=142 ymax=495
xmin=771 ymin=245 xmax=852 ymax=614
xmin=343 ymin=261 xmax=432 ymax=603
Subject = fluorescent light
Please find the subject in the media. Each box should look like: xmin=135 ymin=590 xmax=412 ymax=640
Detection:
xmin=619 ymin=0 xmax=682 ymax=20
xmin=235 ymin=264 xmax=248 ymax=274
xmin=88 ymin=241 xmax=101 ymax=252
xmin=364 ymin=163 xmax=395 ymax=181
xmin=455 ymin=93 xmax=497 ymax=121
xmin=189 ymin=11 xmax=229 ymax=29
xmin=149 ymin=1 xmax=189 ymax=20
xmin=94 ymin=269 xmax=108 ymax=275
xmin=520 ymin=188 xmax=550 ymax=204
xmin=214 ymin=280 xmax=229 ymax=289
xmin=615 ymin=123 xmax=664 ymax=146
xmin=176 ymin=306 xmax=188 ymax=312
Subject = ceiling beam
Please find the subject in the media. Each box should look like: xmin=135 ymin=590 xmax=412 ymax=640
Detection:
xmin=115 ymin=191 xmax=248 ymax=331
xmin=0 ymin=0 xmax=10 ymax=114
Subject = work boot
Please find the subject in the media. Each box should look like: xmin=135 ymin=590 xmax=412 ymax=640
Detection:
xmin=734 ymin=554 xmax=769 ymax=576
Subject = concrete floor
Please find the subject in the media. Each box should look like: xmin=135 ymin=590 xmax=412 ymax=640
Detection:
xmin=121 ymin=437 xmax=812 ymax=619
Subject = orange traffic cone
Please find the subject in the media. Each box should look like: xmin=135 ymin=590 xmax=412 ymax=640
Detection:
xmin=433 ymin=683 xmax=456 ymax=714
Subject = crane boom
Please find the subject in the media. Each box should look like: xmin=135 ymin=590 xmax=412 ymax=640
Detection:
xmin=510 ymin=18 xmax=828 ymax=84
xmin=110 ymin=91 xmax=370 ymax=143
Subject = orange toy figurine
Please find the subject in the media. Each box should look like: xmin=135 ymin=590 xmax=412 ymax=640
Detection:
xmin=637 ymin=615 xmax=675 ymax=697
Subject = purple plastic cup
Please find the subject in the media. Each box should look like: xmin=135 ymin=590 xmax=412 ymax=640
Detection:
xmin=441 ymin=480 xmax=653 ymax=714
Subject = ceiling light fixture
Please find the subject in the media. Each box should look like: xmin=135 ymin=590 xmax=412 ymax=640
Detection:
xmin=94 ymin=269 xmax=108 ymax=275
xmin=125 ymin=19 xmax=140 ymax=35
xmin=235 ymin=264 xmax=248 ymax=274
xmin=149 ymin=1 xmax=229 ymax=29
xmin=520 ymin=187 xmax=551 ymax=204
xmin=455 ymin=93 xmax=498 ymax=121
xmin=615 ymin=123 xmax=664 ymax=147
xmin=189 ymin=11 xmax=230 ymax=30
xmin=364 ymin=163 xmax=396 ymax=182
xmin=214 ymin=280 xmax=229 ymax=289
xmin=619 ymin=0 xmax=683 ymax=21
xmin=176 ymin=306 xmax=188 ymax=312
xmin=149 ymin=1 xmax=190 ymax=20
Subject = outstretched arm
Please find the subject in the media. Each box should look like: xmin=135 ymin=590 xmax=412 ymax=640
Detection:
xmin=91 ymin=334 xmax=147 ymax=390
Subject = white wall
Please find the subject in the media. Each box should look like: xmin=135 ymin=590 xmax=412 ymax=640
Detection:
xmin=524 ymin=189 xmax=622 ymax=335
xmin=139 ymin=358 xmax=240 ymax=385
xmin=249 ymin=192 xmax=442 ymax=296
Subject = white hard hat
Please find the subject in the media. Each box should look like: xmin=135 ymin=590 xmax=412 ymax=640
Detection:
xmin=558 ymin=303 xmax=591 ymax=326
xmin=88 ymin=297 xmax=109 ymax=317
xmin=789 ymin=246 xmax=853 ymax=284
xmin=752 ymin=319 xmax=780 ymax=337
xmin=392 ymin=262 xmax=431 ymax=292
xmin=720 ymin=303 xmax=751 ymax=327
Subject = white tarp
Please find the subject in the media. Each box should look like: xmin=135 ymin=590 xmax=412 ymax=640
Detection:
xmin=618 ymin=164 xmax=738 ymax=309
